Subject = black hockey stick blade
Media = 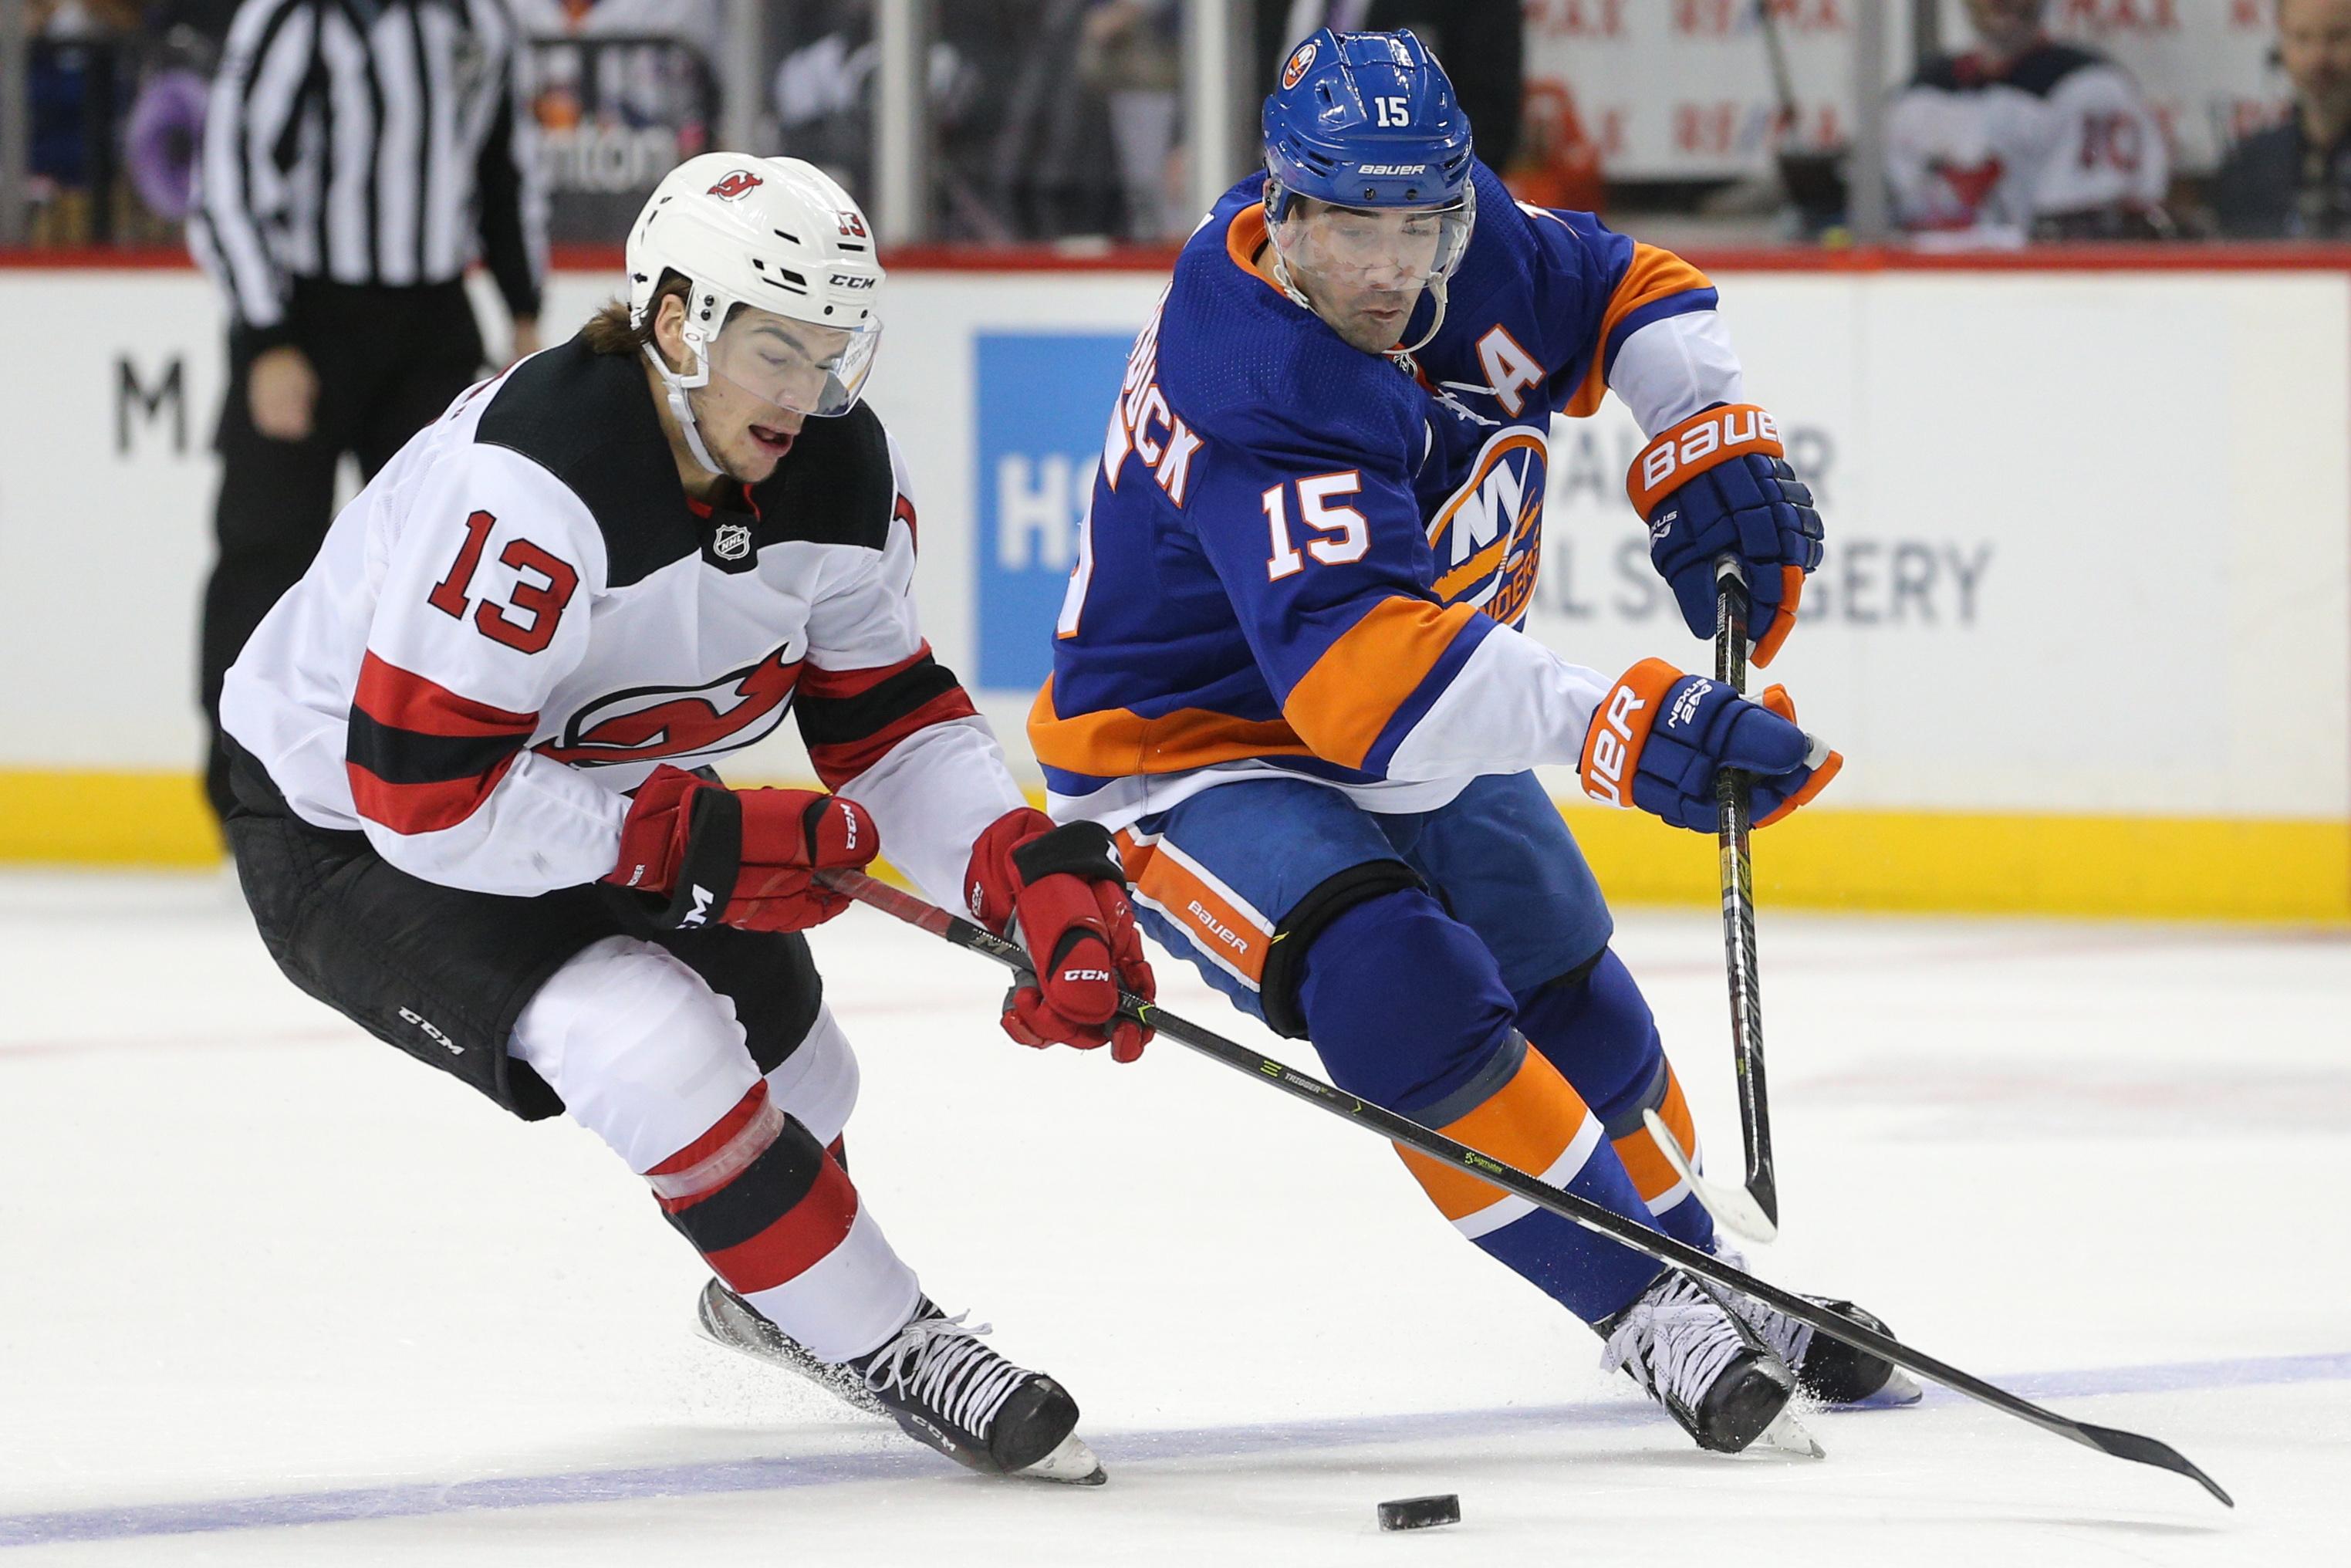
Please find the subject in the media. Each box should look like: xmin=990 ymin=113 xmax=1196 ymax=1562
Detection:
xmin=2072 ymin=1422 xmax=2234 ymax=1508
xmin=821 ymin=870 xmax=2233 ymax=1508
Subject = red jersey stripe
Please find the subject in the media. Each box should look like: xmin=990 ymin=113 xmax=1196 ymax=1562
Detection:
xmin=355 ymin=651 xmax=539 ymax=739
xmin=798 ymin=641 xmax=934 ymax=701
xmin=807 ymin=687 xmax=979 ymax=789
xmin=346 ymin=752 xmax=520 ymax=836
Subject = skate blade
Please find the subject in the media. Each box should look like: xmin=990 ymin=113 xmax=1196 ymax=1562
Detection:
xmin=1015 ymin=1433 xmax=1107 ymax=1485
xmin=1868 ymin=1367 xmax=1924 ymax=1406
xmin=1751 ymin=1407 xmax=1825 ymax=1458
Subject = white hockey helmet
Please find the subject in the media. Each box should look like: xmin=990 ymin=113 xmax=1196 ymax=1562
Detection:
xmin=625 ymin=154 xmax=885 ymax=470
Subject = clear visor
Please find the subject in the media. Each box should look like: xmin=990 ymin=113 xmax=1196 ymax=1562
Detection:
xmin=1271 ymin=198 xmax=1472 ymax=298
xmin=703 ymin=305 xmax=881 ymax=418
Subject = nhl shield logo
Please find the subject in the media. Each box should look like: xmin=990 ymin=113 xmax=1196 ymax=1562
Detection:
xmin=707 ymin=170 xmax=763 ymax=201
xmin=1281 ymin=40 xmax=1318 ymax=90
xmin=713 ymin=522 xmax=753 ymax=561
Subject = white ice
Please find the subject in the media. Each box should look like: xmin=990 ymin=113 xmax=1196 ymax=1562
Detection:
xmin=1 ymin=870 xmax=2345 ymax=1565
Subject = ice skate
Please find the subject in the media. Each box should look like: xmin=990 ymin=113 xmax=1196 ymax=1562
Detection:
xmin=1711 ymin=1255 xmax=1924 ymax=1407
xmin=1599 ymin=1270 xmax=1820 ymax=1456
xmin=697 ymin=1281 xmax=1106 ymax=1483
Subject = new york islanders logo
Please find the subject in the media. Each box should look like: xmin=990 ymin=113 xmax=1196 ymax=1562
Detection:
xmin=1427 ymin=426 xmax=1548 ymax=627
xmin=539 ymin=645 xmax=799 ymax=765
xmin=707 ymin=170 xmax=764 ymax=200
xmin=1281 ymin=40 xmax=1318 ymax=90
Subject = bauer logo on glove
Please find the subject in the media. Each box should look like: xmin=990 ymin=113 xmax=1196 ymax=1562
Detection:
xmin=1579 ymin=658 xmax=1842 ymax=833
xmin=1629 ymin=403 xmax=1824 ymax=667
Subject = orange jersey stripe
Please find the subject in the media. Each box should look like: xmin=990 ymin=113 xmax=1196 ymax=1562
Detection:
xmin=1561 ymin=242 xmax=1714 ymax=419
xmin=1397 ymin=1047 xmax=1599 ymax=1221
xmin=1120 ymin=834 xmax=1275 ymax=985
xmin=1225 ymin=204 xmax=1287 ymax=297
xmin=1611 ymin=1066 xmax=1698 ymax=1205
xmin=1028 ymin=678 xmax=1317 ymax=778
xmin=1281 ymin=599 xmax=1482 ymax=771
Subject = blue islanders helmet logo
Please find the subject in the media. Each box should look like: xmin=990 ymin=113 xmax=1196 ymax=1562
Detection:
xmin=1428 ymin=426 xmax=1548 ymax=626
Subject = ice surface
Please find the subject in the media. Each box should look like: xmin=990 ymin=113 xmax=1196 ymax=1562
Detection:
xmin=1 ymin=870 xmax=2345 ymax=1564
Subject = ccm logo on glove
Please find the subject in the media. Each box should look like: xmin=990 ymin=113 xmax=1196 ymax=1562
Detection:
xmin=604 ymin=765 xmax=878 ymax=934
xmin=965 ymin=808 xmax=1157 ymax=1063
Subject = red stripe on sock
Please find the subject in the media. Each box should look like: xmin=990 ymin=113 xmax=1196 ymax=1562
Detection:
xmin=703 ymin=1157 xmax=861 ymax=1294
xmin=648 ymin=1081 xmax=772 ymax=1208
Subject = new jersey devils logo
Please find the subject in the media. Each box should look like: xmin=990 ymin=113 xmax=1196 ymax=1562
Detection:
xmin=708 ymin=170 xmax=764 ymax=200
xmin=539 ymin=645 xmax=799 ymax=766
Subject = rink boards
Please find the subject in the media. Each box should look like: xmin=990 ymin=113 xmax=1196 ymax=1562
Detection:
xmin=0 ymin=255 xmax=2343 ymax=920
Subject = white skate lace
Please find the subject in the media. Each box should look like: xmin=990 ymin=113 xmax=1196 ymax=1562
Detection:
xmin=1599 ymin=1272 xmax=1748 ymax=1413
xmin=863 ymin=1312 xmax=1028 ymax=1439
xmin=1708 ymin=1246 xmax=1817 ymax=1371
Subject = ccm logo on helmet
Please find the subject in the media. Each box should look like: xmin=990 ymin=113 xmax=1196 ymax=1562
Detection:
xmin=1281 ymin=40 xmax=1318 ymax=89
xmin=1582 ymin=684 xmax=1648 ymax=808
xmin=829 ymin=274 xmax=877 ymax=289
xmin=708 ymin=170 xmax=763 ymax=200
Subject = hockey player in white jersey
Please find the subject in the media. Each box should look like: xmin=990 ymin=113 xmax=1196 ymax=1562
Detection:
xmin=218 ymin=154 xmax=1157 ymax=1483
xmin=1885 ymin=0 xmax=2169 ymax=242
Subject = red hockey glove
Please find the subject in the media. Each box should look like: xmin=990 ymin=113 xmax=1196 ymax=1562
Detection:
xmin=606 ymin=765 xmax=879 ymax=933
xmin=965 ymin=808 xmax=1155 ymax=1063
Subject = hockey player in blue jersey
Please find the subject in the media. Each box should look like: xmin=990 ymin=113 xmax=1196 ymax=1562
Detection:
xmin=1029 ymin=29 xmax=1917 ymax=1455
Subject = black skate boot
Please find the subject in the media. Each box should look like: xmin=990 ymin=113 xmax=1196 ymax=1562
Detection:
xmin=1712 ymin=1262 xmax=1923 ymax=1407
xmin=696 ymin=1281 xmax=1106 ymax=1483
xmin=1598 ymin=1270 xmax=1819 ymax=1456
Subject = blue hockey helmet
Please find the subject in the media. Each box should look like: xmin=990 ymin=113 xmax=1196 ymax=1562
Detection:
xmin=1263 ymin=29 xmax=1474 ymax=216
xmin=1262 ymin=29 xmax=1476 ymax=352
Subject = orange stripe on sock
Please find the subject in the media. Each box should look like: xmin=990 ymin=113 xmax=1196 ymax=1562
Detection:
xmin=1397 ymin=1048 xmax=1599 ymax=1221
xmin=1611 ymin=1066 xmax=1697 ymax=1205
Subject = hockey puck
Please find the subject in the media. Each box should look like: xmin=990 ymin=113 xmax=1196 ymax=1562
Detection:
xmin=1376 ymin=1494 xmax=1461 ymax=1531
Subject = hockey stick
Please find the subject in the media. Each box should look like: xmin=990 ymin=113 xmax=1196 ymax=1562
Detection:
xmin=819 ymin=867 xmax=2232 ymax=1508
xmin=1712 ymin=560 xmax=1780 ymax=1241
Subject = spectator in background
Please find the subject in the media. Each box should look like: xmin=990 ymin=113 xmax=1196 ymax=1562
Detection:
xmin=1081 ymin=0 xmax=1184 ymax=239
xmin=188 ymin=0 xmax=546 ymax=826
xmin=2214 ymin=0 xmax=2351 ymax=238
xmin=1886 ymin=0 xmax=2168 ymax=244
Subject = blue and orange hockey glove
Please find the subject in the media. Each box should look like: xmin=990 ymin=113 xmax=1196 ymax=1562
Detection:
xmin=1630 ymin=403 xmax=1823 ymax=667
xmin=1578 ymin=658 xmax=1842 ymax=832
xmin=966 ymin=809 xmax=1156 ymax=1063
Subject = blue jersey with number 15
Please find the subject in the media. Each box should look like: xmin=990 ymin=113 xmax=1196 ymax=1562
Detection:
xmin=1029 ymin=162 xmax=1728 ymax=830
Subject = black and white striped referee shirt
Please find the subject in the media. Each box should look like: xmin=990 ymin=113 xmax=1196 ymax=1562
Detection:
xmin=191 ymin=0 xmax=547 ymax=351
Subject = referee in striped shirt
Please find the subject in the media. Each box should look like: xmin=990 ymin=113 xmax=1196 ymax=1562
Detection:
xmin=190 ymin=0 xmax=547 ymax=826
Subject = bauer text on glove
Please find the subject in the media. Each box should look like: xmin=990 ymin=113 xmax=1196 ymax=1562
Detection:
xmin=1630 ymin=403 xmax=1823 ymax=666
xmin=1579 ymin=658 xmax=1842 ymax=833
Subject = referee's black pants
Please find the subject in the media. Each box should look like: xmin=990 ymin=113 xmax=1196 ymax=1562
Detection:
xmin=201 ymin=279 xmax=487 ymax=823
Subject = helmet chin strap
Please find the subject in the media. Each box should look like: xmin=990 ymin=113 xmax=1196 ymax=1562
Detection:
xmin=640 ymin=333 xmax=728 ymax=479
